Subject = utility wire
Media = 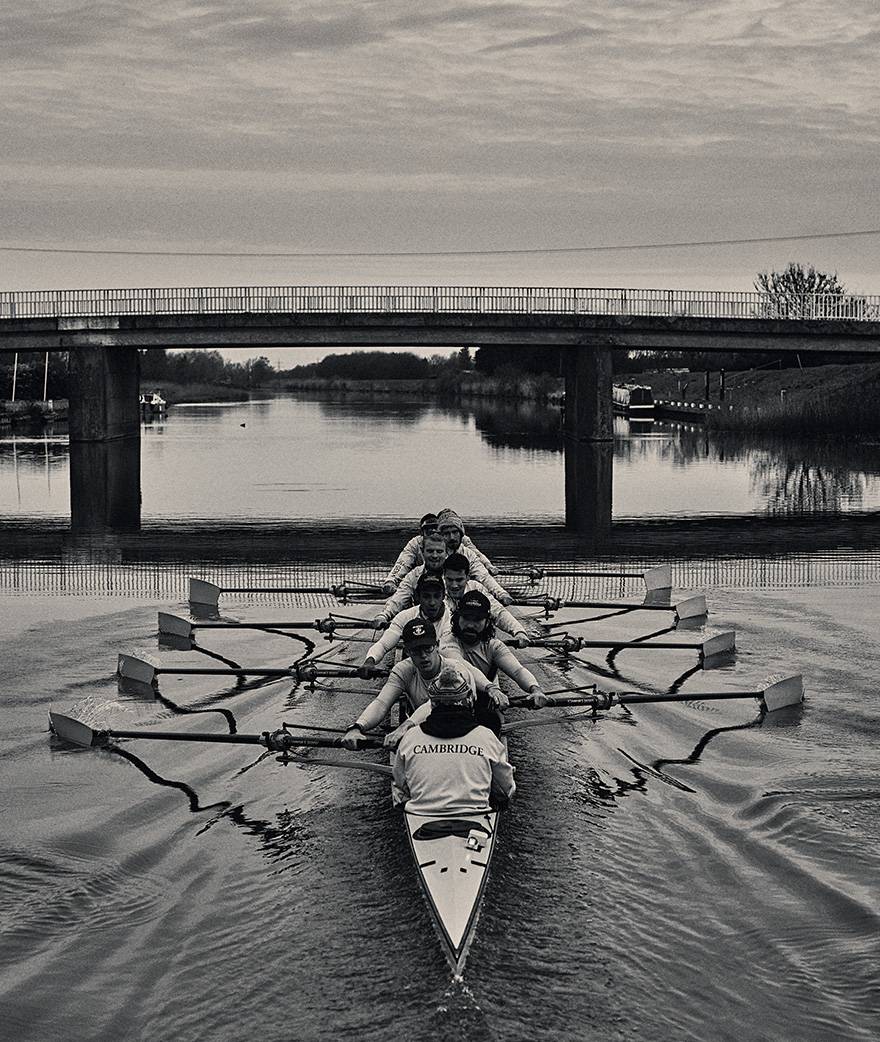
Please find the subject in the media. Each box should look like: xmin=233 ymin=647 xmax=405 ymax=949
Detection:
xmin=1 ymin=228 xmax=879 ymax=259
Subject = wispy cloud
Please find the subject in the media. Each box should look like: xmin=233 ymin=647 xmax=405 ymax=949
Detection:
xmin=0 ymin=0 xmax=878 ymax=287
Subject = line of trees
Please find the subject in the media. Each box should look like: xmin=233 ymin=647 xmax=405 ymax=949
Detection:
xmin=277 ymin=348 xmax=473 ymax=382
xmin=139 ymin=349 xmax=274 ymax=388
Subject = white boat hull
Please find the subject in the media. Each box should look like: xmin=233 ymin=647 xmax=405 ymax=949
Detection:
xmin=404 ymin=808 xmax=499 ymax=975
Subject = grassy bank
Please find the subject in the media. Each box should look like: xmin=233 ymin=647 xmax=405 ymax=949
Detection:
xmin=282 ymin=371 xmax=564 ymax=400
xmin=141 ymin=381 xmax=250 ymax=404
xmin=632 ymin=362 xmax=880 ymax=436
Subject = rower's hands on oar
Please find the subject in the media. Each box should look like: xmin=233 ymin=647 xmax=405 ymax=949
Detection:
xmin=383 ymin=719 xmax=415 ymax=749
xmin=358 ymin=658 xmax=381 ymax=679
xmin=341 ymin=726 xmax=369 ymax=750
xmin=487 ymin=685 xmax=509 ymax=710
xmin=497 ymin=594 xmax=514 ymax=606
xmin=525 ymin=687 xmax=549 ymax=709
xmin=371 ymin=616 xmax=389 ymax=629
xmin=511 ymin=633 xmax=530 ymax=648
xmin=381 ymin=581 xmax=397 ymax=595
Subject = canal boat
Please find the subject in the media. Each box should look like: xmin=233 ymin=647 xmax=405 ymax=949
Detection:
xmin=613 ymin=382 xmax=655 ymax=421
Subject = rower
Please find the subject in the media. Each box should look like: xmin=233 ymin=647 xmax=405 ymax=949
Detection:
xmin=442 ymin=553 xmax=530 ymax=648
xmin=341 ymin=619 xmax=508 ymax=750
xmin=381 ymin=513 xmax=440 ymax=594
xmin=391 ymin=665 xmax=516 ymax=816
xmin=435 ymin=507 xmax=498 ymax=576
xmin=373 ymin=531 xmax=449 ymax=627
xmin=435 ymin=509 xmax=511 ymax=602
xmin=362 ymin=574 xmax=451 ymax=671
xmin=443 ymin=590 xmax=548 ymax=708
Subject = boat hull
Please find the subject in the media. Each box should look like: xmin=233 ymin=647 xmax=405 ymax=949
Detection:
xmin=403 ymin=807 xmax=499 ymax=976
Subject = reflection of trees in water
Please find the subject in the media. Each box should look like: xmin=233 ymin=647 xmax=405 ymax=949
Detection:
xmin=459 ymin=396 xmax=564 ymax=453
xmin=311 ymin=392 xmax=430 ymax=428
xmin=619 ymin=425 xmax=875 ymax=515
xmin=750 ymin=454 xmax=865 ymax=515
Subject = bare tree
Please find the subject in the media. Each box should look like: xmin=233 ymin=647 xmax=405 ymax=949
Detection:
xmin=753 ymin=263 xmax=848 ymax=318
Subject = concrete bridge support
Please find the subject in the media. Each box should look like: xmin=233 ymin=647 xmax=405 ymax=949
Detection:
xmin=563 ymin=343 xmax=613 ymax=537
xmin=67 ymin=346 xmax=141 ymax=442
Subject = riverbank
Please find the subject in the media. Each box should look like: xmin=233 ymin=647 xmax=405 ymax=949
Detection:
xmin=280 ymin=372 xmax=564 ymax=401
xmin=139 ymin=381 xmax=250 ymax=405
xmin=633 ymin=361 xmax=880 ymax=436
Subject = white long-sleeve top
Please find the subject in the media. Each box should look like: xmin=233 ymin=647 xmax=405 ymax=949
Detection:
xmin=364 ymin=605 xmax=452 ymax=663
xmin=456 ymin=545 xmax=509 ymax=601
xmin=355 ymin=654 xmax=499 ymax=733
xmin=441 ymin=634 xmax=539 ymax=692
xmin=392 ymin=724 xmax=516 ymax=815
xmin=383 ymin=534 xmax=495 ymax=587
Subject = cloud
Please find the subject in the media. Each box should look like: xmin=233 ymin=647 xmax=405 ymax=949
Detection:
xmin=0 ymin=0 xmax=878 ymax=291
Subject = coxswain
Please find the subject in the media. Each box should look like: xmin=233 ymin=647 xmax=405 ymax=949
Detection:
xmin=435 ymin=509 xmax=510 ymax=602
xmin=341 ymin=618 xmax=508 ymax=750
xmin=373 ymin=531 xmax=449 ymax=626
xmin=443 ymin=590 xmax=548 ymax=708
xmin=442 ymin=553 xmax=530 ymax=648
xmin=361 ymin=574 xmax=451 ymax=670
xmin=391 ymin=665 xmax=516 ymax=816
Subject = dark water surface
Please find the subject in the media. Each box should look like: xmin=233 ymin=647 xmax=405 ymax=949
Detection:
xmin=1 ymin=395 xmax=879 ymax=1040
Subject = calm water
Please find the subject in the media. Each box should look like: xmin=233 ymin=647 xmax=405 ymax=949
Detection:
xmin=1 ymin=393 xmax=879 ymax=523
xmin=1 ymin=395 xmax=879 ymax=1040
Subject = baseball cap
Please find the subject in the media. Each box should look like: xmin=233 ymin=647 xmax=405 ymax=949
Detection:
xmin=458 ymin=590 xmax=491 ymax=619
xmin=419 ymin=513 xmax=439 ymax=529
xmin=415 ymin=574 xmax=445 ymax=595
xmin=401 ymin=618 xmax=438 ymax=648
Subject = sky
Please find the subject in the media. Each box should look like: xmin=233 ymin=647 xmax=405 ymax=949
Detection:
xmin=1 ymin=1 xmax=879 ymax=365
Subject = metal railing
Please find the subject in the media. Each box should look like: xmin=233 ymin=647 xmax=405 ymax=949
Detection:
xmin=1 ymin=285 xmax=879 ymax=322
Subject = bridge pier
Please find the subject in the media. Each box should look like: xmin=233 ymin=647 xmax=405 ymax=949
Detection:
xmin=563 ymin=343 xmax=613 ymax=537
xmin=70 ymin=439 xmax=142 ymax=532
xmin=68 ymin=346 xmax=141 ymax=442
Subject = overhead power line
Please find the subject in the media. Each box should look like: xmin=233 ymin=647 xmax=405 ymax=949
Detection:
xmin=1 ymin=228 xmax=879 ymax=259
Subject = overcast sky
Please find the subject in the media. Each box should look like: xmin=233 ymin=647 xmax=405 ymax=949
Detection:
xmin=2 ymin=0 xmax=878 ymax=365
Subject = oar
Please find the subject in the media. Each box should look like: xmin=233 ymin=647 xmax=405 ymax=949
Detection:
xmin=188 ymin=578 xmax=383 ymax=609
xmin=514 ymin=593 xmax=707 ymax=622
xmin=159 ymin=612 xmax=374 ymax=643
xmin=117 ymin=654 xmax=387 ymax=687
xmin=506 ymin=630 xmax=735 ymax=660
xmin=509 ymin=674 xmax=804 ymax=714
xmin=48 ymin=710 xmax=393 ymax=776
xmin=48 ymin=710 xmax=385 ymax=753
xmin=502 ymin=564 xmax=673 ymax=591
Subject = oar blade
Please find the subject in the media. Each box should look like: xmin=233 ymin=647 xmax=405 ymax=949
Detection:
xmin=48 ymin=709 xmax=101 ymax=748
xmin=189 ymin=578 xmax=221 ymax=607
xmin=117 ymin=653 xmax=158 ymax=685
xmin=674 ymin=594 xmax=708 ymax=621
xmin=702 ymin=630 xmax=736 ymax=659
xmin=761 ymin=674 xmax=804 ymax=712
xmin=158 ymin=612 xmax=193 ymax=640
xmin=644 ymin=564 xmax=672 ymax=591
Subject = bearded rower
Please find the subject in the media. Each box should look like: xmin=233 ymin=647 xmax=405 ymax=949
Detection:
xmin=382 ymin=512 xmax=496 ymax=594
xmin=442 ymin=590 xmax=548 ymax=709
xmin=341 ymin=619 xmax=508 ymax=750
xmin=442 ymin=553 xmax=530 ymax=648
xmin=362 ymin=574 xmax=451 ymax=670
xmin=435 ymin=509 xmax=510 ymax=602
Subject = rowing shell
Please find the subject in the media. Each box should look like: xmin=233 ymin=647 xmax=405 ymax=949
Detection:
xmin=403 ymin=807 xmax=499 ymax=976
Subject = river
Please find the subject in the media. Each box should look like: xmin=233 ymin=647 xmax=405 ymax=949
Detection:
xmin=1 ymin=393 xmax=878 ymax=1041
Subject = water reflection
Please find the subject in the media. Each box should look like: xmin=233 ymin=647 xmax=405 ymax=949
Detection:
xmin=2 ymin=396 xmax=879 ymax=539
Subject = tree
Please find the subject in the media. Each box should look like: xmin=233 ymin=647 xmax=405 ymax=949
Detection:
xmin=754 ymin=263 xmax=847 ymax=319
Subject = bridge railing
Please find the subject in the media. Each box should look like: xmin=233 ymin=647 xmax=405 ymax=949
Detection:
xmin=1 ymin=285 xmax=879 ymax=321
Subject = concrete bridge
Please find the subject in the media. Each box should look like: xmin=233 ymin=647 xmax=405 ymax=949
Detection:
xmin=2 ymin=284 xmax=879 ymax=532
